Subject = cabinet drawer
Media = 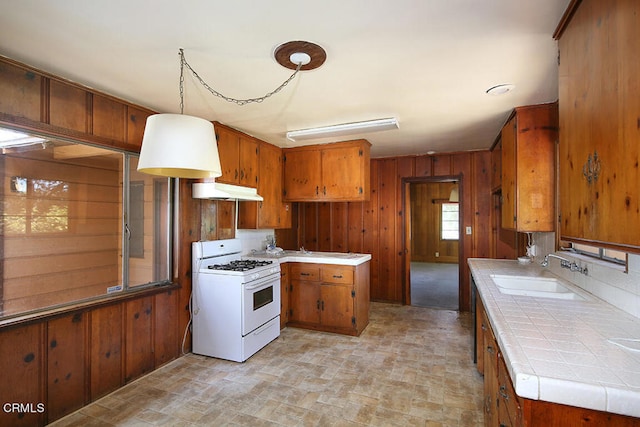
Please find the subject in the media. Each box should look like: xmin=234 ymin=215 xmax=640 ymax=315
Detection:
xmin=290 ymin=265 xmax=320 ymax=281
xmin=321 ymin=267 xmax=354 ymax=284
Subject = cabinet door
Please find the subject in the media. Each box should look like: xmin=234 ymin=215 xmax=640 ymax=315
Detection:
xmin=280 ymin=263 xmax=290 ymax=328
xmin=239 ymin=135 xmax=258 ymax=188
xmin=257 ymin=142 xmax=282 ymax=228
xmin=0 ymin=60 xmax=42 ymax=122
xmin=283 ymin=149 xmax=322 ymax=200
xmin=322 ymin=144 xmax=368 ymax=199
xmin=216 ymin=125 xmax=240 ymax=184
xmin=501 ymin=117 xmax=517 ymax=230
xmin=490 ymin=139 xmax=502 ymax=191
xmin=558 ymin=2 xmax=640 ymax=250
xmin=483 ymin=310 xmax=499 ymax=427
xmin=320 ymin=283 xmax=354 ymax=329
xmin=289 ymin=280 xmax=321 ymax=324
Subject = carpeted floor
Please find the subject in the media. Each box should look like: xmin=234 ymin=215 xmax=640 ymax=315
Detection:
xmin=410 ymin=262 xmax=459 ymax=310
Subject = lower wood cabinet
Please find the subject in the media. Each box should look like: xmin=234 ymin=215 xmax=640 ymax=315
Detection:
xmin=477 ymin=297 xmax=640 ymax=426
xmin=286 ymin=261 xmax=369 ymax=336
xmin=280 ymin=263 xmax=290 ymax=329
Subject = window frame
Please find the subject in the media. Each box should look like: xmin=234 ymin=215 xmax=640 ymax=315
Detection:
xmin=440 ymin=201 xmax=459 ymax=241
xmin=0 ymin=129 xmax=174 ymax=320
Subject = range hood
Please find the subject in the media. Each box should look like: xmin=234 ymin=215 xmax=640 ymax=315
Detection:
xmin=192 ymin=182 xmax=263 ymax=201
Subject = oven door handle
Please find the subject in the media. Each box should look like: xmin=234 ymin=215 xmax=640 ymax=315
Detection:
xmin=244 ymin=275 xmax=279 ymax=291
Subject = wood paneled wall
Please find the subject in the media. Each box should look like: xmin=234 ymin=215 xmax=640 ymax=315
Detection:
xmin=410 ymin=182 xmax=459 ymax=263
xmin=284 ymin=151 xmax=492 ymax=311
xmin=0 ymin=55 xmax=189 ymax=426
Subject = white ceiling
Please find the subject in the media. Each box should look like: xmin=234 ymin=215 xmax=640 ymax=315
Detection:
xmin=0 ymin=0 xmax=570 ymax=158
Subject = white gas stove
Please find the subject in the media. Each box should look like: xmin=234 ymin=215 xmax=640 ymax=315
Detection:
xmin=191 ymin=239 xmax=281 ymax=362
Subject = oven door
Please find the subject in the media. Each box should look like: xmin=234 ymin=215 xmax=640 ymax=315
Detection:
xmin=242 ymin=273 xmax=281 ymax=336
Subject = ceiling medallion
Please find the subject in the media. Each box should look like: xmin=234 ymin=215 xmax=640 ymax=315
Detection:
xmin=274 ymin=41 xmax=327 ymax=71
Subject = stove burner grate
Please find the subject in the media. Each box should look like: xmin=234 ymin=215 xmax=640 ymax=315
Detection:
xmin=207 ymin=259 xmax=273 ymax=272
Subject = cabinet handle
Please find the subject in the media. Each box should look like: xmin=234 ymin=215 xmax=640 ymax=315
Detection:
xmin=333 ymin=275 xmax=343 ymax=279
xmin=321 ymin=300 xmax=324 ymax=311
xmin=317 ymin=300 xmax=320 ymax=310
xmin=235 ymin=169 xmax=239 ymax=179
xmin=315 ymin=186 xmax=319 ymax=195
xmin=486 ymin=345 xmax=494 ymax=354
xmin=481 ymin=323 xmax=487 ymax=331
xmin=499 ymin=385 xmax=509 ymax=400
xmin=300 ymin=272 xmax=310 ymax=276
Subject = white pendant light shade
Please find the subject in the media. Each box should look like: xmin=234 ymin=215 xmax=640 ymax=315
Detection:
xmin=137 ymin=113 xmax=222 ymax=179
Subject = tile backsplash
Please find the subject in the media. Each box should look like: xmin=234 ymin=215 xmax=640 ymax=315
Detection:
xmin=237 ymin=229 xmax=275 ymax=254
xmin=533 ymin=232 xmax=640 ymax=319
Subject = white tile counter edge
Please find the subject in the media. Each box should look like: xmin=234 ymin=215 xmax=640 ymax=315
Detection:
xmin=469 ymin=258 xmax=640 ymax=419
xmin=246 ymin=250 xmax=372 ymax=266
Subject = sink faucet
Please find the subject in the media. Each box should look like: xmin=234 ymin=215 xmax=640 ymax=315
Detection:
xmin=300 ymin=246 xmax=311 ymax=254
xmin=541 ymin=253 xmax=588 ymax=275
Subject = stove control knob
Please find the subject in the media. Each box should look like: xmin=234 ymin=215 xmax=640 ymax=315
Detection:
xmin=250 ymin=273 xmax=259 ymax=281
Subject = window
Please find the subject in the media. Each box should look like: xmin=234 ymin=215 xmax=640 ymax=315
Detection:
xmin=572 ymin=243 xmax=626 ymax=266
xmin=0 ymin=129 xmax=172 ymax=319
xmin=441 ymin=202 xmax=459 ymax=240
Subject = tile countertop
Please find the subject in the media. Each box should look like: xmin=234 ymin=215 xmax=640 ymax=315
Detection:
xmin=246 ymin=250 xmax=372 ymax=266
xmin=469 ymin=258 xmax=640 ymax=418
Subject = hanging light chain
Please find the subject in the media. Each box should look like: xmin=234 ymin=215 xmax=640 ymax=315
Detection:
xmin=178 ymin=48 xmax=302 ymax=107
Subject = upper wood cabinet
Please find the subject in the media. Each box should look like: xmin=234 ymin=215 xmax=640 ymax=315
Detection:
xmin=214 ymin=122 xmax=258 ymax=188
xmin=556 ymin=0 xmax=640 ymax=252
xmin=283 ymin=139 xmax=371 ymax=202
xmin=490 ymin=137 xmax=502 ymax=192
xmin=0 ymin=56 xmax=154 ymax=151
xmin=501 ymin=103 xmax=558 ymax=232
xmin=238 ymin=140 xmax=292 ymax=229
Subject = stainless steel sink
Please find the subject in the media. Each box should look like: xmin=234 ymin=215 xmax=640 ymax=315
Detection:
xmin=490 ymin=274 xmax=586 ymax=300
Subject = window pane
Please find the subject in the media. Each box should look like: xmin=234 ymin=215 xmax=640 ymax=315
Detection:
xmin=441 ymin=202 xmax=459 ymax=240
xmin=0 ymin=130 xmax=172 ymax=319
xmin=127 ymin=157 xmax=170 ymax=287
xmin=1 ymin=137 xmax=122 ymax=316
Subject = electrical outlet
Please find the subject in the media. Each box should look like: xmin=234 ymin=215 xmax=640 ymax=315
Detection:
xmin=527 ymin=245 xmax=537 ymax=257
xmin=465 ymin=226 xmax=472 ymax=235
xmin=435 ymin=252 xmax=439 ymax=257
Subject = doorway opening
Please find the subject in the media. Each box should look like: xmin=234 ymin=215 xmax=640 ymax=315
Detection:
xmin=403 ymin=177 xmax=461 ymax=310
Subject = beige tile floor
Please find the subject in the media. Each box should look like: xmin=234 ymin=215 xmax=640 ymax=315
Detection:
xmin=52 ymin=303 xmax=484 ymax=426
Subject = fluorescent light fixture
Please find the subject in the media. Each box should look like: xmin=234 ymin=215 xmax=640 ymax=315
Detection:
xmin=286 ymin=117 xmax=399 ymax=142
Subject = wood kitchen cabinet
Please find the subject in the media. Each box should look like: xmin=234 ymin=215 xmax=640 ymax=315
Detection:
xmin=501 ymin=102 xmax=557 ymax=232
xmin=280 ymin=263 xmax=290 ymax=328
xmin=555 ymin=0 xmax=640 ymax=253
xmin=288 ymin=261 xmax=369 ymax=336
xmin=214 ymin=122 xmax=258 ymax=188
xmin=490 ymin=137 xmax=502 ymax=192
xmin=283 ymin=139 xmax=371 ymax=202
xmin=476 ymin=296 xmax=639 ymax=426
xmin=238 ymin=140 xmax=292 ymax=229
